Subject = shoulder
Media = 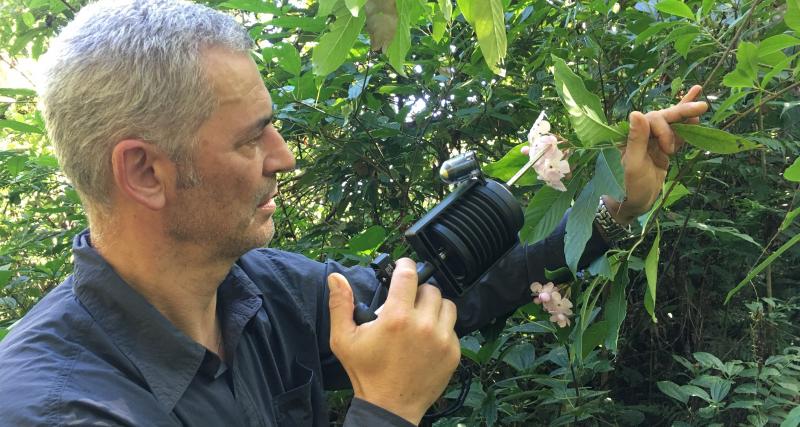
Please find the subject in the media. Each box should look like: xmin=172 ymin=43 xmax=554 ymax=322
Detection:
xmin=0 ymin=279 xmax=165 ymax=426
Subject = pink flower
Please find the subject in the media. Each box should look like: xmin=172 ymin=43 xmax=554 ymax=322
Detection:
xmin=530 ymin=282 xmax=558 ymax=305
xmin=530 ymin=281 xmax=574 ymax=328
xmin=550 ymin=312 xmax=571 ymax=328
xmin=521 ymin=121 xmax=570 ymax=192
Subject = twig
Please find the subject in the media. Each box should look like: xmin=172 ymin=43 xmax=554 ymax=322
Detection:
xmin=701 ymin=0 xmax=764 ymax=90
xmin=721 ymin=81 xmax=800 ymax=130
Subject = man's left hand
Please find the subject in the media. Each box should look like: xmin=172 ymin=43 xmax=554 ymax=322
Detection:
xmin=605 ymin=85 xmax=709 ymax=225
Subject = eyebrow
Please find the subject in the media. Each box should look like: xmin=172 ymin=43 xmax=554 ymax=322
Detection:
xmin=236 ymin=114 xmax=274 ymax=142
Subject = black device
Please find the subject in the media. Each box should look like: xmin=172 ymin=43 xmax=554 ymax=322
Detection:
xmin=353 ymin=151 xmax=525 ymax=324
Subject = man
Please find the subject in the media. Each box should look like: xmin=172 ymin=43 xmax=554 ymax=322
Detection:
xmin=0 ymin=0 xmax=708 ymax=425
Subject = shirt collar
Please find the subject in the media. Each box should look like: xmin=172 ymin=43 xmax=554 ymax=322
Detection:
xmin=71 ymin=229 xmax=263 ymax=412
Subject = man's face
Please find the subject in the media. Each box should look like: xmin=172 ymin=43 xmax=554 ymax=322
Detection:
xmin=165 ymin=47 xmax=295 ymax=259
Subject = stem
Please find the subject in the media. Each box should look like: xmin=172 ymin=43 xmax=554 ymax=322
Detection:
xmin=722 ymin=81 xmax=800 ymax=130
xmin=701 ymin=0 xmax=764 ymax=90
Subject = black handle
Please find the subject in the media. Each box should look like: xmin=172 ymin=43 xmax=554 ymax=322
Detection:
xmin=354 ymin=261 xmax=436 ymax=325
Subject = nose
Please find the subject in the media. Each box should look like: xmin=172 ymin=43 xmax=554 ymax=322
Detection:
xmin=262 ymin=125 xmax=295 ymax=175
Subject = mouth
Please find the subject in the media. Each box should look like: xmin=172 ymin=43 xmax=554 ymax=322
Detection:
xmin=257 ymin=190 xmax=278 ymax=211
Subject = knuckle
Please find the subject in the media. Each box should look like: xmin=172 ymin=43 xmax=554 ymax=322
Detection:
xmin=393 ymin=269 xmax=417 ymax=284
xmin=386 ymin=311 xmax=412 ymax=331
xmin=420 ymin=284 xmax=441 ymax=299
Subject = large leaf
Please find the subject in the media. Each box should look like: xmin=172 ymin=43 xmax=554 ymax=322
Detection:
xmin=457 ymin=0 xmax=507 ymax=75
xmin=312 ymin=6 xmax=366 ymax=76
xmin=604 ymin=262 xmax=629 ymax=352
xmin=725 ymin=232 xmax=800 ymax=304
xmin=655 ymin=0 xmax=695 ymax=20
xmin=520 ymin=180 xmax=579 ymax=244
xmin=722 ymin=42 xmax=758 ymax=88
xmin=785 ymin=157 xmax=800 ymax=182
xmin=0 ymin=119 xmax=42 ymax=134
xmin=551 ymin=56 xmax=625 ymax=146
xmin=657 ymin=381 xmax=689 ymax=404
xmin=268 ymin=42 xmax=302 ymax=76
xmin=348 ymin=225 xmax=386 ymax=251
xmin=781 ymin=405 xmax=800 ymax=427
xmin=644 ymin=225 xmax=660 ymax=323
xmin=345 ymin=0 xmax=366 ymax=16
xmin=218 ymin=0 xmax=280 ymax=13
xmin=671 ymin=124 xmax=760 ymax=154
xmin=483 ymin=142 xmax=536 ymax=185
xmin=386 ymin=0 xmax=423 ymax=75
xmin=564 ymin=149 xmax=625 ymax=272
xmin=786 ymin=0 xmax=800 ymax=33
xmin=581 ymin=320 xmax=608 ymax=359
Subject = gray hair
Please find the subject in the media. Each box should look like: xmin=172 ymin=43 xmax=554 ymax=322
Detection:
xmin=39 ymin=0 xmax=254 ymax=214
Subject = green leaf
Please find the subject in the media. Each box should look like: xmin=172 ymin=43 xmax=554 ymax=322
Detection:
xmin=457 ymin=0 xmax=507 ymax=75
xmin=725 ymin=232 xmax=800 ymax=304
xmin=781 ymin=405 xmax=800 ymax=427
xmin=551 ymin=56 xmax=625 ymax=146
xmin=671 ymin=124 xmax=761 ymax=154
xmin=657 ymin=380 xmax=689 ymax=404
xmin=655 ymin=0 xmax=695 ymax=20
xmin=312 ymin=7 xmax=366 ymax=76
xmin=693 ymin=352 xmax=725 ymax=371
xmin=564 ymin=149 xmax=625 ymax=273
xmin=786 ymin=0 xmax=800 ymax=33
xmin=218 ymin=0 xmax=280 ymax=14
xmin=386 ymin=0 xmax=419 ymax=76
xmin=347 ymin=225 xmax=386 ymax=251
xmin=758 ymin=34 xmax=800 ymax=58
xmin=785 ymin=157 xmax=800 ymax=182
xmin=581 ymin=320 xmax=608 ymax=359
xmin=520 ymin=180 xmax=579 ymax=244
xmin=318 ymin=0 xmax=339 ymax=16
xmin=634 ymin=21 xmax=679 ymax=46
xmin=269 ymin=42 xmax=302 ymax=76
xmin=723 ymin=42 xmax=758 ymax=88
xmin=0 ymin=119 xmax=42 ymax=134
xmin=711 ymin=90 xmax=751 ymax=124
xmin=674 ymin=31 xmax=698 ymax=58
xmin=780 ymin=206 xmax=800 ymax=232
xmin=439 ymin=0 xmax=453 ymax=21
xmin=483 ymin=143 xmax=534 ymax=184
xmin=345 ymin=0 xmax=366 ymax=16
xmin=502 ymin=343 xmax=535 ymax=372
xmin=644 ymin=226 xmax=660 ymax=323
xmin=0 ymin=88 xmax=37 ymax=98
xmin=604 ymin=263 xmax=629 ymax=352
xmin=663 ymin=182 xmax=690 ymax=209
xmin=710 ymin=378 xmax=731 ymax=402
xmin=681 ymin=384 xmax=711 ymax=402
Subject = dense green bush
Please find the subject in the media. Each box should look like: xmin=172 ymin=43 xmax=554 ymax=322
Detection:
xmin=1 ymin=0 xmax=798 ymax=425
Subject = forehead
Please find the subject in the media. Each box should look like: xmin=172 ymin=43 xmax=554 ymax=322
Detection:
xmin=201 ymin=46 xmax=272 ymax=115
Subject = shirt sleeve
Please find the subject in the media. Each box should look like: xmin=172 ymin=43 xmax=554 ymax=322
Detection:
xmin=451 ymin=208 xmax=609 ymax=335
xmin=343 ymin=398 xmax=416 ymax=427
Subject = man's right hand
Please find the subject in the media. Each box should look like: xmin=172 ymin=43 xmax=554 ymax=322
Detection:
xmin=328 ymin=258 xmax=461 ymax=425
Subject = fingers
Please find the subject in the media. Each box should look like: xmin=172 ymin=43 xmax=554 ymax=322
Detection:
xmin=415 ymin=284 xmax=443 ymax=320
xmin=625 ymin=111 xmax=651 ymax=163
xmin=679 ymin=85 xmax=703 ymax=103
xmin=651 ymin=101 xmax=709 ymax=124
xmin=386 ymin=258 xmax=419 ymax=310
xmin=439 ymin=299 xmax=457 ymax=330
xmin=328 ymin=273 xmax=357 ymax=344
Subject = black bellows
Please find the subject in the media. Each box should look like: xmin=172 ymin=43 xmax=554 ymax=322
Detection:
xmin=405 ymin=178 xmax=524 ymax=298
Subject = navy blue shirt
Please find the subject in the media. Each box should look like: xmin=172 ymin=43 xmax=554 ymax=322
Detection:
xmin=0 ymin=216 xmax=607 ymax=426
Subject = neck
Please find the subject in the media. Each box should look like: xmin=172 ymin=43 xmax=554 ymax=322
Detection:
xmin=92 ymin=223 xmax=233 ymax=356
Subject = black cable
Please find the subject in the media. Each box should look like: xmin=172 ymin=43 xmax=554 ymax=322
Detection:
xmin=421 ymin=362 xmax=473 ymax=424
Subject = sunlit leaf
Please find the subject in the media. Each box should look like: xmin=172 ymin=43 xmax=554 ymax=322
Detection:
xmin=655 ymin=0 xmax=695 ymax=20
xmin=457 ymin=0 xmax=507 ymax=75
xmin=784 ymin=156 xmax=800 ymax=182
xmin=312 ymin=6 xmax=366 ymax=76
xmin=672 ymin=124 xmax=761 ymax=154
xmin=604 ymin=263 xmax=628 ymax=352
xmin=551 ymin=56 xmax=625 ymax=146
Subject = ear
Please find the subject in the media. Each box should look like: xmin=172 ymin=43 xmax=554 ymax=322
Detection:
xmin=110 ymin=140 xmax=172 ymax=210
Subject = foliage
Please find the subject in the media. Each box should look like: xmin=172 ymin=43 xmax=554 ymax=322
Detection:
xmin=1 ymin=0 xmax=799 ymax=425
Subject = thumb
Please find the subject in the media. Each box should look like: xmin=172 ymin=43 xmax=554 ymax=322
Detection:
xmin=625 ymin=111 xmax=651 ymax=164
xmin=328 ymin=273 xmax=357 ymax=342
